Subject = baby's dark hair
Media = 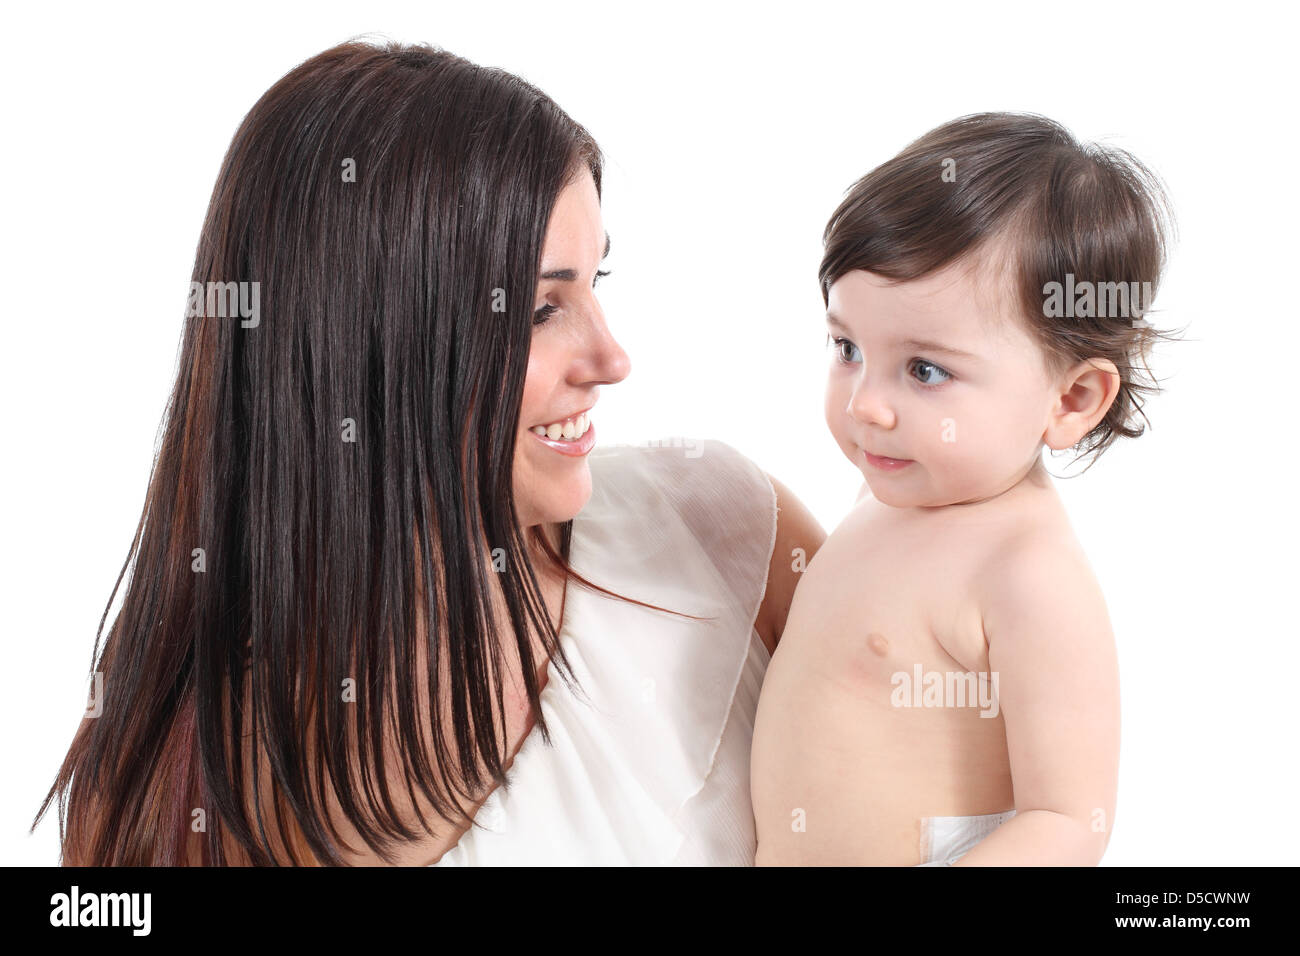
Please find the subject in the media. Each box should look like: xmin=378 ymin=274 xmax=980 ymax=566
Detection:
xmin=820 ymin=112 xmax=1178 ymax=467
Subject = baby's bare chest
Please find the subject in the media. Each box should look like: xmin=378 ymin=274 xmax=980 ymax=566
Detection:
xmin=797 ymin=514 xmax=1002 ymax=697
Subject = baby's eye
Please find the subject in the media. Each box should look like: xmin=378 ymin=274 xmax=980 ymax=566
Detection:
xmin=908 ymin=358 xmax=951 ymax=387
xmin=828 ymin=336 xmax=861 ymax=365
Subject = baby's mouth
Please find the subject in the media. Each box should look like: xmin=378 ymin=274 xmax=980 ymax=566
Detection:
xmin=863 ymin=449 xmax=914 ymax=470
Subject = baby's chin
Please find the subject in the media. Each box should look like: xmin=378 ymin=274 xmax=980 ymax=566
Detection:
xmin=856 ymin=467 xmax=915 ymax=508
xmin=865 ymin=474 xmax=1021 ymax=510
xmin=856 ymin=464 xmax=961 ymax=510
xmin=863 ymin=480 xmax=928 ymax=509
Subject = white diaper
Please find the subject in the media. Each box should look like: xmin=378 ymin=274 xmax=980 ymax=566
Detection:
xmin=915 ymin=809 xmax=1017 ymax=866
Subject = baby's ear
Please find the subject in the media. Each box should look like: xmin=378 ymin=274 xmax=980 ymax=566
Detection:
xmin=1043 ymin=358 xmax=1121 ymax=450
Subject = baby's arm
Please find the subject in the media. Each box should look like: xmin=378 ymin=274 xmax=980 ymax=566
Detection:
xmin=956 ymin=541 xmax=1120 ymax=866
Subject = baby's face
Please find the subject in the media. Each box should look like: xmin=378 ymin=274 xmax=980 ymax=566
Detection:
xmin=824 ymin=260 xmax=1057 ymax=508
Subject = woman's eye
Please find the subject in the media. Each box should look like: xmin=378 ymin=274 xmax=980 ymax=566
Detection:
xmin=534 ymin=271 xmax=609 ymax=327
xmin=909 ymin=358 xmax=951 ymax=387
xmin=828 ymin=336 xmax=861 ymax=364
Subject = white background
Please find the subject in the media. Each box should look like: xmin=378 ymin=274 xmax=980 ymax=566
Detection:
xmin=2 ymin=0 xmax=1296 ymax=866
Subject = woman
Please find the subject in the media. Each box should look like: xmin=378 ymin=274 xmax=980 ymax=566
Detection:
xmin=33 ymin=39 xmax=824 ymax=866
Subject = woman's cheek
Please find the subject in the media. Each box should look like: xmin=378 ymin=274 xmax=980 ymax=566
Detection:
xmin=519 ymin=345 xmax=554 ymax=423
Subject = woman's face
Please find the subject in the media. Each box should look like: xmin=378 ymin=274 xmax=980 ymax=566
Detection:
xmin=513 ymin=167 xmax=630 ymax=528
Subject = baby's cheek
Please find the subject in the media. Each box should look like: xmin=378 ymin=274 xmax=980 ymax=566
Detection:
xmin=922 ymin=410 xmax=964 ymax=466
xmin=823 ymin=377 xmax=843 ymax=423
xmin=925 ymin=413 xmax=988 ymax=489
xmin=823 ymin=386 xmax=854 ymax=450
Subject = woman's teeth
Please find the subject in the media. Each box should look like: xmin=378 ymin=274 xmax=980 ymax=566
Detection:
xmin=531 ymin=412 xmax=590 ymax=442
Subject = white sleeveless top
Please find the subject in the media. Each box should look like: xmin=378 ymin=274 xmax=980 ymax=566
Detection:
xmin=432 ymin=438 xmax=778 ymax=866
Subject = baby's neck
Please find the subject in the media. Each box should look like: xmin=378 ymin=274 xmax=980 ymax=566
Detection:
xmin=920 ymin=454 xmax=1054 ymax=512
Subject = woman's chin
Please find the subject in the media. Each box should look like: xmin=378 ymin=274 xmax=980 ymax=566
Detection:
xmin=516 ymin=466 xmax=593 ymax=528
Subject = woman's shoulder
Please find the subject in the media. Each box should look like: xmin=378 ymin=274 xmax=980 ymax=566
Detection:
xmin=574 ymin=436 xmax=778 ymax=615
xmin=581 ymin=437 xmax=828 ymax=654
xmin=586 ymin=437 xmax=774 ymax=516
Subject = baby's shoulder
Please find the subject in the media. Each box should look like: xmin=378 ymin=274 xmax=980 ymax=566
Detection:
xmin=976 ymin=499 xmax=1094 ymax=584
xmin=804 ymin=495 xmax=886 ymax=564
xmin=975 ymin=517 xmax=1111 ymax=646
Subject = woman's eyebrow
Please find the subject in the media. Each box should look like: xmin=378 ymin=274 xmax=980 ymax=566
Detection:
xmin=540 ymin=232 xmax=611 ymax=281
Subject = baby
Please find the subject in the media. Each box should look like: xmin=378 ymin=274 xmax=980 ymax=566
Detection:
xmin=751 ymin=113 xmax=1173 ymax=866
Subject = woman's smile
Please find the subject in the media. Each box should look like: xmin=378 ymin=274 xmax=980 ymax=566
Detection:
xmin=529 ymin=411 xmax=597 ymax=456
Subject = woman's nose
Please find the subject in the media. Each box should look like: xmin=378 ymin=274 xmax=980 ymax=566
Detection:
xmin=586 ymin=308 xmax=631 ymax=385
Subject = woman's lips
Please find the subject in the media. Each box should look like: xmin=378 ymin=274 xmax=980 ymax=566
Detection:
xmin=531 ymin=420 xmax=597 ymax=457
xmin=863 ymin=449 xmax=913 ymax=471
